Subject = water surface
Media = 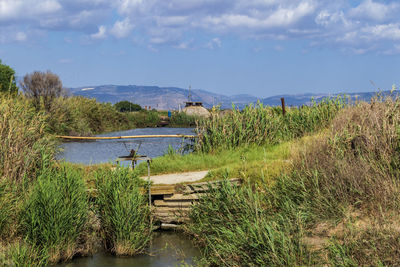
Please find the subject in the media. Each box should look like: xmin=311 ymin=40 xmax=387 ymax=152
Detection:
xmin=57 ymin=127 xmax=195 ymax=165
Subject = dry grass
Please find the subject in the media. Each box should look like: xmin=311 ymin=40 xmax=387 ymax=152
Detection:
xmin=0 ymin=95 xmax=54 ymax=183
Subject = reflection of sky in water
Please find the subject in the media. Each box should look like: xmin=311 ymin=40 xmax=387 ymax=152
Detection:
xmin=56 ymin=128 xmax=195 ymax=165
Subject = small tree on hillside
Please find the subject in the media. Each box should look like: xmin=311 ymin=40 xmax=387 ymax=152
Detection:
xmin=114 ymin=101 xmax=142 ymax=112
xmin=0 ymin=60 xmax=18 ymax=94
xmin=20 ymin=71 xmax=64 ymax=111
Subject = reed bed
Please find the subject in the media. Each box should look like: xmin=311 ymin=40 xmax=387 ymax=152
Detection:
xmin=186 ymin=180 xmax=309 ymax=266
xmin=95 ymin=167 xmax=152 ymax=256
xmin=0 ymin=95 xmax=54 ymax=183
xmin=196 ymin=97 xmax=345 ymax=153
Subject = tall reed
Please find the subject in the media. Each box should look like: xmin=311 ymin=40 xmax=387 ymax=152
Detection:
xmin=186 ymin=180 xmax=308 ymax=266
xmin=95 ymin=167 xmax=152 ymax=256
xmin=196 ymin=97 xmax=345 ymax=152
xmin=0 ymin=95 xmax=54 ymax=183
xmin=20 ymin=164 xmax=88 ymax=263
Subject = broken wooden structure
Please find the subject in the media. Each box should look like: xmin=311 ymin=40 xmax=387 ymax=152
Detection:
xmin=151 ymin=178 xmax=241 ymax=229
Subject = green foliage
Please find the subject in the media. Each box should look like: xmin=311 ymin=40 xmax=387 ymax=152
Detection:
xmin=47 ymin=96 xmax=135 ymax=135
xmin=169 ymin=112 xmax=199 ymax=127
xmin=196 ymin=97 xmax=345 ymax=153
xmin=21 ymin=164 xmax=88 ymax=263
xmin=114 ymin=101 xmax=142 ymax=112
xmin=186 ymin=181 xmax=309 ymax=266
xmin=0 ymin=60 xmax=18 ymax=94
xmin=95 ymin=167 xmax=152 ymax=256
xmin=7 ymin=241 xmax=48 ymax=267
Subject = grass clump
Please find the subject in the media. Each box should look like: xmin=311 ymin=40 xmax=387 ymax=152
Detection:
xmin=20 ymin=164 xmax=89 ymax=263
xmin=95 ymin=167 xmax=152 ymax=256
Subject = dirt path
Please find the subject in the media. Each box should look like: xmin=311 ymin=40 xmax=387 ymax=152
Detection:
xmin=141 ymin=170 xmax=209 ymax=185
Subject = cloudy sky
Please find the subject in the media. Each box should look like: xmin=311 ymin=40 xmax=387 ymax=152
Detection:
xmin=1 ymin=0 xmax=399 ymax=97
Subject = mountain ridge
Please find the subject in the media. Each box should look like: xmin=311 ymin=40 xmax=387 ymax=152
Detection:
xmin=68 ymin=84 xmax=393 ymax=110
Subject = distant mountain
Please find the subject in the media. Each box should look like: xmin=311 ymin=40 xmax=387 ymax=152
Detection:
xmin=261 ymin=91 xmax=395 ymax=107
xmin=68 ymin=84 xmax=395 ymax=110
xmin=68 ymin=85 xmax=258 ymax=110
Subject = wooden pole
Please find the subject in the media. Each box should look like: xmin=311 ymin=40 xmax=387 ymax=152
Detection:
xmin=56 ymin=134 xmax=197 ymax=140
xmin=280 ymin=97 xmax=286 ymax=116
xmin=147 ymin=160 xmax=151 ymax=207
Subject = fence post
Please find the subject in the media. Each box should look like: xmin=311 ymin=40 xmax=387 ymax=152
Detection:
xmin=280 ymin=97 xmax=286 ymax=116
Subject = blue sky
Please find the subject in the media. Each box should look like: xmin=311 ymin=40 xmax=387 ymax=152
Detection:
xmin=1 ymin=0 xmax=400 ymax=97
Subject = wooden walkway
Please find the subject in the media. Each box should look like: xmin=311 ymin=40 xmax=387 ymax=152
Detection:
xmin=151 ymin=178 xmax=241 ymax=229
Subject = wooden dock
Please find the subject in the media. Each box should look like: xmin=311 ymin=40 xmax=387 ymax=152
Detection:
xmin=151 ymin=178 xmax=241 ymax=228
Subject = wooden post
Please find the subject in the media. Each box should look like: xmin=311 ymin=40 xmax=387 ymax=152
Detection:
xmin=280 ymin=97 xmax=286 ymax=116
xmin=147 ymin=160 xmax=151 ymax=207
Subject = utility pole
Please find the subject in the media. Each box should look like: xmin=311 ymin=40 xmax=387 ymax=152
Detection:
xmin=188 ymin=85 xmax=192 ymax=102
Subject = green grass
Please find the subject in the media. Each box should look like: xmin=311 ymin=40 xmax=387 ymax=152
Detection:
xmin=95 ymin=167 xmax=152 ymax=256
xmin=134 ymin=141 xmax=293 ymax=184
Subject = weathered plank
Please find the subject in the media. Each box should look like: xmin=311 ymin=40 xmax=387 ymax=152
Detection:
xmin=154 ymin=200 xmax=193 ymax=207
xmin=150 ymin=186 xmax=175 ymax=195
xmin=163 ymin=193 xmax=203 ymax=201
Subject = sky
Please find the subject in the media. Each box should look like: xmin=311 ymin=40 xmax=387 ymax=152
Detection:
xmin=1 ymin=0 xmax=400 ymax=98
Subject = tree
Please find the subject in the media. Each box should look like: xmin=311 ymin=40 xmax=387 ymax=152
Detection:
xmin=114 ymin=101 xmax=142 ymax=112
xmin=20 ymin=71 xmax=64 ymax=111
xmin=0 ymin=60 xmax=18 ymax=94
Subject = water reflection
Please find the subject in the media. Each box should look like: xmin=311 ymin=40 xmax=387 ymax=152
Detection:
xmin=61 ymin=232 xmax=200 ymax=267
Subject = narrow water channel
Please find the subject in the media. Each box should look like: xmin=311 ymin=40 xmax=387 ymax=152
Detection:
xmin=57 ymin=127 xmax=195 ymax=165
xmin=61 ymin=232 xmax=200 ymax=267
xmin=57 ymin=128 xmax=200 ymax=266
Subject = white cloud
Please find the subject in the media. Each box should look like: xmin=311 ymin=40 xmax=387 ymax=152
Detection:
xmin=90 ymin=25 xmax=107 ymax=39
xmin=206 ymin=37 xmax=222 ymax=49
xmin=15 ymin=31 xmax=27 ymax=42
xmin=110 ymin=18 xmax=134 ymax=38
xmin=1 ymin=0 xmax=400 ymax=53
xmin=349 ymin=0 xmax=399 ymax=22
xmin=362 ymin=23 xmax=400 ymax=41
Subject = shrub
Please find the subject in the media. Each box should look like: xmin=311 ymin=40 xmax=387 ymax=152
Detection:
xmin=114 ymin=101 xmax=141 ymax=112
xmin=170 ymin=112 xmax=199 ymax=127
xmin=95 ymin=167 xmax=152 ymax=256
xmin=20 ymin=164 xmax=88 ymax=263
xmin=0 ymin=60 xmax=18 ymax=94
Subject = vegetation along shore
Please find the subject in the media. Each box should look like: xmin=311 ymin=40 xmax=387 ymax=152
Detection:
xmin=2 ymin=58 xmax=400 ymax=266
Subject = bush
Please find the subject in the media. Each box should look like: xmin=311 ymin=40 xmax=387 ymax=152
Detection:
xmin=95 ymin=167 xmax=152 ymax=255
xmin=114 ymin=101 xmax=141 ymax=112
xmin=0 ymin=60 xmax=18 ymax=94
xmin=21 ymin=164 xmax=88 ymax=263
xmin=170 ymin=112 xmax=199 ymax=127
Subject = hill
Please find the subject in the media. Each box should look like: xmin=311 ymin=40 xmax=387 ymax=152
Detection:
xmin=69 ymin=85 xmax=395 ymax=110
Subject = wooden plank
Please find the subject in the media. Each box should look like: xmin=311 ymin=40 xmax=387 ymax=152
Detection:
xmin=150 ymin=186 xmax=175 ymax=195
xmin=154 ymin=200 xmax=193 ymax=207
xmin=154 ymin=207 xmax=190 ymax=213
xmin=163 ymin=193 xmax=203 ymax=201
